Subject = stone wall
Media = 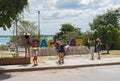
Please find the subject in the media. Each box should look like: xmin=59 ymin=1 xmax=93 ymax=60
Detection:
xmin=31 ymin=46 xmax=90 ymax=56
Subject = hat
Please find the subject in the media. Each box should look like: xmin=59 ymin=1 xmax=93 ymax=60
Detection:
xmin=33 ymin=47 xmax=38 ymax=51
xmin=24 ymin=32 xmax=30 ymax=35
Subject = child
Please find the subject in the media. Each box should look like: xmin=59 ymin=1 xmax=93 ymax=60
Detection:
xmin=32 ymin=39 xmax=39 ymax=66
xmin=33 ymin=47 xmax=38 ymax=66
xmin=64 ymin=45 xmax=69 ymax=55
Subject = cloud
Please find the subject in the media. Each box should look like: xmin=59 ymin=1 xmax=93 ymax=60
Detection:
xmin=21 ymin=0 xmax=120 ymax=35
xmin=79 ymin=0 xmax=95 ymax=5
xmin=1 ymin=0 xmax=120 ymax=35
xmin=41 ymin=10 xmax=82 ymax=20
xmin=53 ymin=0 xmax=80 ymax=9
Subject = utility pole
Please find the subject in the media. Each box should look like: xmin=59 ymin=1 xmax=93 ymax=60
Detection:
xmin=15 ymin=18 xmax=18 ymax=57
xmin=38 ymin=11 xmax=40 ymax=40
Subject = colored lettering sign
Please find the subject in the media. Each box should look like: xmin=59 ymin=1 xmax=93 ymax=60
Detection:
xmin=76 ymin=39 xmax=83 ymax=46
xmin=39 ymin=39 xmax=83 ymax=47
xmin=32 ymin=39 xmax=40 ymax=47
xmin=40 ymin=39 xmax=48 ymax=47
xmin=47 ymin=39 xmax=55 ymax=47
xmin=69 ymin=39 xmax=76 ymax=46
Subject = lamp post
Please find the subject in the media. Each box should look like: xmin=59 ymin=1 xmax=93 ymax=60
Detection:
xmin=38 ymin=11 xmax=40 ymax=40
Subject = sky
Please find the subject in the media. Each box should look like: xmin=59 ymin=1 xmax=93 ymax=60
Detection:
xmin=0 ymin=0 xmax=120 ymax=35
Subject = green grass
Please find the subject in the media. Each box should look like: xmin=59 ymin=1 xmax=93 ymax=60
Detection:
xmin=100 ymin=50 xmax=120 ymax=58
xmin=0 ymin=50 xmax=120 ymax=58
xmin=0 ymin=50 xmax=12 ymax=57
xmin=101 ymin=50 xmax=120 ymax=55
xmin=109 ymin=50 xmax=120 ymax=55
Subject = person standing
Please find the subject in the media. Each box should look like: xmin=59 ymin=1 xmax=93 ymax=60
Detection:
xmin=55 ymin=38 xmax=66 ymax=64
xmin=33 ymin=47 xmax=38 ymax=66
xmin=32 ymin=39 xmax=39 ymax=66
xmin=96 ymin=38 xmax=102 ymax=60
xmin=23 ymin=32 xmax=31 ymax=58
xmin=88 ymin=38 xmax=95 ymax=60
xmin=55 ymin=38 xmax=60 ymax=56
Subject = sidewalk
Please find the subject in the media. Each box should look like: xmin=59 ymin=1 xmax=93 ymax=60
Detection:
xmin=0 ymin=55 xmax=120 ymax=73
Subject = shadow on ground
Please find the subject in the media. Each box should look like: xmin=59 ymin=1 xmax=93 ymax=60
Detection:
xmin=0 ymin=73 xmax=12 ymax=81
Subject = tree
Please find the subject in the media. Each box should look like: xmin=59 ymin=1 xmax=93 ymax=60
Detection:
xmin=60 ymin=24 xmax=77 ymax=34
xmin=54 ymin=23 xmax=81 ymax=43
xmin=0 ymin=0 xmax=28 ymax=30
xmin=97 ymin=25 xmax=120 ymax=53
xmin=89 ymin=8 xmax=120 ymax=54
xmin=90 ymin=8 xmax=120 ymax=30
xmin=18 ymin=20 xmax=38 ymax=36
xmin=10 ymin=20 xmax=38 ymax=46
xmin=80 ymin=30 xmax=94 ymax=46
xmin=65 ymin=29 xmax=81 ymax=41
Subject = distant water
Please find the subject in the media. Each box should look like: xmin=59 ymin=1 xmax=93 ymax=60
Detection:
xmin=0 ymin=37 xmax=10 ymax=45
xmin=0 ymin=35 xmax=54 ymax=45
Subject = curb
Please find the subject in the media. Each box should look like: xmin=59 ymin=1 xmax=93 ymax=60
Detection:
xmin=0 ymin=62 xmax=120 ymax=73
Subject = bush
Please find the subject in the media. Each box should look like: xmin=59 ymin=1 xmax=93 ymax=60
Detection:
xmin=0 ymin=45 xmax=8 ymax=50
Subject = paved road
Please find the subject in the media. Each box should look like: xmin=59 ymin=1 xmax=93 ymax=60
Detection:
xmin=0 ymin=65 xmax=120 ymax=81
